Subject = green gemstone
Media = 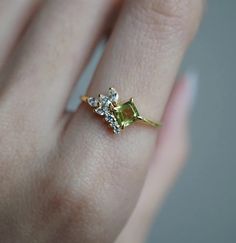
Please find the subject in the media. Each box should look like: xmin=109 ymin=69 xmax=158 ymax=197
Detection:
xmin=114 ymin=99 xmax=140 ymax=128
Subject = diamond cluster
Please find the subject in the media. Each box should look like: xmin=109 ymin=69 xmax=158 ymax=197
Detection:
xmin=87 ymin=88 xmax=121 ymax=134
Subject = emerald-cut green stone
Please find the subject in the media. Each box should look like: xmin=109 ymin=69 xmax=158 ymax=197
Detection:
xmin=114 ymin=99 xmax=140 ymax=128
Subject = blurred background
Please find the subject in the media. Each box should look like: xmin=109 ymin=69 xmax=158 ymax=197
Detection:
xmin=148 ymin=0 xmax=236 ymax=242
xmin=69 ymin=0 xmax=236 ymax=242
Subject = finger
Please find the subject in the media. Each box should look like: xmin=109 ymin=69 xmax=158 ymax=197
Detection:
xmin=1 ymin=0 xmax=120 ymax=129
xmin=115 ymin=73 xmax=198 ymax=243
xmin=64 ymin=0 xmax=203 ymax=242
xmin=0 ymin=0 xmax=42 ymax=67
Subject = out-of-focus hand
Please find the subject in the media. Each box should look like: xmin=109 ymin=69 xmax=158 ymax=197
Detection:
xmin=0 ymin=1 xmax=203 ymax=242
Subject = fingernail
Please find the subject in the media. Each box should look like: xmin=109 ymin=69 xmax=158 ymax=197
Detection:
xmin=162 ymin=70 xmax=199 ymax=126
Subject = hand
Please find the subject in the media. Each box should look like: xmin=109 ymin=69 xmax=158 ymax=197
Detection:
xmin=0 ymin=1 xmax=203 ymax=242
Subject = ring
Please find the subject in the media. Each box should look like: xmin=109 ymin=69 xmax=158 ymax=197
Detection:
xmin=81 ymin=87 xmax=161 ymax=134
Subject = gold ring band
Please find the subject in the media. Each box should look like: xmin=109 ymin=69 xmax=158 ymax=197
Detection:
xmin=81 ymin=88 xmax=161 ymax=134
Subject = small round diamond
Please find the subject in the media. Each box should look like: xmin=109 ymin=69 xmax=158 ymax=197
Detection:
xmin=95 ymin=108 xmax=105 ymax=116
xmin=113 ymin=126 xmax=121 ymax=134
xmin=105 ymin=113 xmax=115 ymax=123
xmin=109 ymin=120 xmax=118 ymax=128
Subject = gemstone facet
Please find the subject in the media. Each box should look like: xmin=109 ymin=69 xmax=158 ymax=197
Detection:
xmin=113 ymin=99 xmax=140 ymax=128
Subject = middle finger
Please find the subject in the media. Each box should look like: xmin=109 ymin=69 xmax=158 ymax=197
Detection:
xmin=1 ymin=0 xmax=119 ymax=128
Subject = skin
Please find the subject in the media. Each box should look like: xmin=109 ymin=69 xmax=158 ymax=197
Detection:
xmin=0 ymin=0 xmax=203 ymax=242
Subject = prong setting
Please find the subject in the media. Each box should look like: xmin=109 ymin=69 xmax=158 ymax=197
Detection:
xmin=81 ymin=87 xmax=161 ymax=134
xmin=84 ymin=88 xmax=121 ymax=134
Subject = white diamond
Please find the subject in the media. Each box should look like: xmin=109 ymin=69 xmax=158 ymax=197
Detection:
xmin=105 ymin=114 xmax=115 ymax=123
xmin=109 ymin=120 xmax=120 ymax=130
xmin=99 ymin=94 xmax=111 ymax=107
xmin=105 ymin=114 xmax=120 ymax=134
xmin=95 ymin=108 xmax=105 ymax=116
xmin=113 ymin=126 xmax=121 ymax=134
xmin=88 ymin=97 xmax=99 ymax=107
xmin=108 ymin=88 xmax=119 ymax=103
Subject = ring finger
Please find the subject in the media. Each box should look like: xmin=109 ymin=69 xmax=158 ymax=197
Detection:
xmin=1 ymin=0 xmax=120 ymax=132
xmin=64 ymin=0 xmax=203 ymax=242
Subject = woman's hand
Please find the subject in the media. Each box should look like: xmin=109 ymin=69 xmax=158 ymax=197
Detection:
xmin=0 ymin=0 xmax=203 ymax=242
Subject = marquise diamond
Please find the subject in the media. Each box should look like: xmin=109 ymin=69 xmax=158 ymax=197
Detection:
xmin=108 ymin=87 xmax=119 ymax=103
xmin=87 ymin=88 xmax=121 ymax=134
xmin=88 ymin=97 xmax=99 ymax=107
